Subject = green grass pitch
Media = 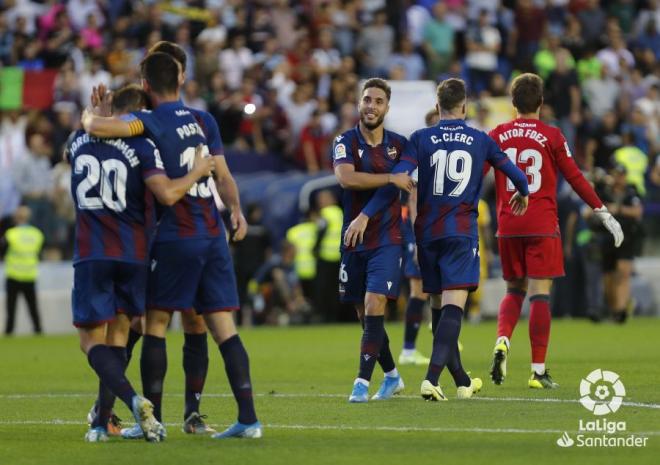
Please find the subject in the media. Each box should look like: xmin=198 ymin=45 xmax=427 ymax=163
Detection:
xmin=1 ymin=318 xmax=658 ymax=465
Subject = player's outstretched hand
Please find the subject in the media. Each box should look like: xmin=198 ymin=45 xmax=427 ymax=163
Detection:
xmin=231 ymin=210 xmax=248 ymax=242
xmin=90 ymin=85 xmax=113 ymax=117
xmin=594 ymin=207 xmax=624 ymax=247
xmin=192 ymin=144 xmax=214 ymax=177
xmin=389 ymin=173 xmax=414 ymax=193
xmin=509 ymin=192 xmax=528 ymax=216
xmin=344 ymin=213 xmax=369 ymax=248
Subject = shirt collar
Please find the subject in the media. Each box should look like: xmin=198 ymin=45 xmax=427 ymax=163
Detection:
xmin=354 ymin=124 xmax=389 ymax=147
xmin=438 ymin=118 xmax=464 ymax=126
xmin=156 ymin=99 xmax=185 ymax=110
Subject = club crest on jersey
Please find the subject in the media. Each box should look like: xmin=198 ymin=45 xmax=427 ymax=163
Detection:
xmin=386 ymin=146 xmax=398 ymax=159
xmin=335 ymin=143 xmax=347 ymax=160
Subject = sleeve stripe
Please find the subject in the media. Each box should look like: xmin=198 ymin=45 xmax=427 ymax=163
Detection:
xmin=128 ymin=120 xmax=144 ymax=136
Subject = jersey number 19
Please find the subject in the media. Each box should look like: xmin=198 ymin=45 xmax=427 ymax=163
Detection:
xmin=431 ymin=149 xmax=472 ymax=197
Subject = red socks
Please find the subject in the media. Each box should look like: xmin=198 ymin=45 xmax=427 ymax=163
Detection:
xmin=497 ymin=289 xmax=526 ymax=339
xmin=529 ymin=294 xmax=551 ymax=365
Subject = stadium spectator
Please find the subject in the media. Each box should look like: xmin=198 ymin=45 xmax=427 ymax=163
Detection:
xmin=286 ymin=209 xmax=321 ymax=306
xmin=465 ymin=9 xmax=501 ymax=95
xmin=296 ymin=109 xmax=331 ymax=173
xmin=219 ymin=29 xmax=254 ymax=90
xmin=3 ymin=205 xmax=43 ymax=335
xmin=233 ymin=203 xmax=272 ymax=325
xmin=250 ymin=240 xmax=311 ymax=326
xmin=0 ymin=0 xmax=660 ymax=319
xmin=356 ymin=9 xmax=394 ymax=78
xmin=388 ymin=36 xmax=425 ymax=81
xmin=599 ymin=164 xmax=644 ymax=323
xmin=423 ymin=2 xmax=455 ymax=79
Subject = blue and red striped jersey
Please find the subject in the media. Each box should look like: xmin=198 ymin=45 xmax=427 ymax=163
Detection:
xmin=127 ymin=101 xmax=225 ymax=242
xmin=332 ymin=126 xmax=407 ymax=252
xmin=67 ymin=130 xmax=164 ymax=265
xmin=402 ymin=119 xmax=528 ymax=243
xmin=400 ymin=194 xmax=416 ymax=246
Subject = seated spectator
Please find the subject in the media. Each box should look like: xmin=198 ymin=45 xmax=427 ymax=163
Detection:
xmin=465 ymin=9 xmax=501 ymax=95
xmin=387 ymin=36 xmax=425 ymax=80
xmin=597 ymin=33 xmax=635 ymax=78
xmin=296 ymin=110 xmax=330 ymax=173
xmin=356 ymin=9 xmax=394 ymax=78
xmin=250 ymin=240 xmax=311 ymax=326
xmin=219 ymin=29 xmax=254 ymax=90
xmin=11 ymin=132 xmax=54 ymax=251
xmin=423 ymin=2 xmax=454 ymax=79
xmin=80 ymin=13 xmax=103 ymax=50
xmin=582 ymin=65 xmax=621 ymax=120
xmin=585 ymin=111 xmax=623 ymax=171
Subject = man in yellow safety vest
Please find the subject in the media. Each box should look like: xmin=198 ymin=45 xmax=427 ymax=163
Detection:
xmin=3 ymin=206 xmax=44 ymax=335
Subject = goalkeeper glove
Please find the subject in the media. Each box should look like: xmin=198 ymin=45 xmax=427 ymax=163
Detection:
xmin=594 ymin=207 xmax=624 ymax=247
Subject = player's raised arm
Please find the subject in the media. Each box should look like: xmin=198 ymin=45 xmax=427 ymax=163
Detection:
xmin=81 ymin=108 xmax=141 ymax=138
xmin=552 ymin=133 xmax=624 ymax=246
xmin=145 ymin=144 xmax=214 ymax=206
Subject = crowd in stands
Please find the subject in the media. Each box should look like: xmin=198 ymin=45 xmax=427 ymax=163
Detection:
xmin=0 ymin=0 xmax=659 ymax=320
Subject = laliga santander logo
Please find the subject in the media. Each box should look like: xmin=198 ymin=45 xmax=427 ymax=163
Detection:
xmin=579 ymin=369 xmax=626 ymax=416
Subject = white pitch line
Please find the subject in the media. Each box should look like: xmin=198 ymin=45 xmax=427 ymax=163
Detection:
xmin=0 ymin=419 xmax=658 ymax=436
xmin=1 ymin=392 xmax=659 ymax=410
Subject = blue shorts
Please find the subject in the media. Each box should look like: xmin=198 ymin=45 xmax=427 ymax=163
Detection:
xmin=339 ymin=245 xmax=402 ymax=303
xmin=402 ymin=241 xmax=422 ymax=279
xmin=147 ymin=237 xmax=239 ymax=313
xmin=417 ymin=237 xmax=480 ymax=294
xmin=72 ymin=260 xmax=147 ymax=328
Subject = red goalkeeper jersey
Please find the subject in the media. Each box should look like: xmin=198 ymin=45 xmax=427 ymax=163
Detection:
xmin=488 ymin=118 xmax=603 ymax=237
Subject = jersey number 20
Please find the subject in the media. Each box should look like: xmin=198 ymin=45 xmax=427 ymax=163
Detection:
xmin=431 ymin=149 xmax=472 ymax=197
xmin=75 ymin=155 xmax=127 ymax=212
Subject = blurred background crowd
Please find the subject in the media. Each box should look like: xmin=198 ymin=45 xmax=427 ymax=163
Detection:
xmin=1 ymin=0 xmax=659 ymax=326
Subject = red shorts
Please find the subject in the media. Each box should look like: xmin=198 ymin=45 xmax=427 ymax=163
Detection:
xmin=498 ymin=236 xmax=565 ymax=281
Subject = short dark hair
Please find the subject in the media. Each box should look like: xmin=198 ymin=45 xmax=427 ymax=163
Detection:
xmin=140 ymin=52 xmax=180 ymax=95
xmin=112 ymin=84 xmax=150 ymax=113
xmin=436 ymin=78 xmax=466 ymax=112
xmin=511 ymin=73 xmax=543 ymax=113
xmin=148 ymin=40 xmax=187 ymax=72
xmin=361 ymin=78 xmax=391 ymax=101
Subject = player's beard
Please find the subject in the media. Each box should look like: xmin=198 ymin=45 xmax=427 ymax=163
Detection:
xmin=360 ymin=112 xmax=385 ymax=130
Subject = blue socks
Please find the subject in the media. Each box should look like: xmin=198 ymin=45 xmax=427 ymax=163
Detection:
xmin=378 ymin=329 xmax=396 ymax=373
xmin=183 ymin=332 xmax=209 ymax=419
xmin=219 ymin=335 xmax=257 ymax=425
xmin=358 ymin=315 xmax=385 ymax=381
xmin=425 ymin=305 xmax=463 ymax=385
xmin=92 ymin=346 xmax=126 ymax=428
xmin=140 ymin=335 xmax=167 ymax=422
xmin=125 ymin=328 xmax=142 ymax=363
xmin=403 ymin=297 xmax=425 ymax=350
xmin=87 ymin=345 xmax=136 ymax=412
